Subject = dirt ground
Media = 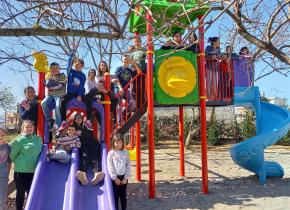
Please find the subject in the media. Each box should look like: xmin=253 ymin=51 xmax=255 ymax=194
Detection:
xmin=7 ymin=143 xmax=290 ymax=210
xmin=126 ymin=143 xmax=290 ymax=210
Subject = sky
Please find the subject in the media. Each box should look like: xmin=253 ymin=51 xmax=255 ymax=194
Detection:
xmin=0 ymin=1 xmax=289 ymax=106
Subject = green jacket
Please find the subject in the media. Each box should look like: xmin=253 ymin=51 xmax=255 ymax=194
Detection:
xmin=9 ymin=134 xmax=42 ymax=173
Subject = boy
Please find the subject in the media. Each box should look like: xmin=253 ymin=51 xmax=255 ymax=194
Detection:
xmin=60 ymin=57 xmax=88 ymax=127
xmin=85 ymin=80 xmax=111 ymax=125
xmin=49 ymin=125 xmax=80 ymax=164
xmin=115 ymin=54 xmax=142 ymax=114
xmin=19 ymin=86 xmax=38 ymax=129
xmin=41 ymin=62 xmax=67 ymax=130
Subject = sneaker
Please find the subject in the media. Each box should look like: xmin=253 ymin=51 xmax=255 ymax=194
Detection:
xmin=48 ymin=119 xmax=55 ymax=131
xmin=76 ymin=171 xmax=88 ymax=185
xmin=84 ymin=120 xmax=92 ymax=130
xmin=91 ymin=172 xmax=104 ymax=185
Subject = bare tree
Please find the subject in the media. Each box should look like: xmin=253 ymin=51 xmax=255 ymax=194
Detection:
xmin=0 ymin=1 xmax=288 ymax=76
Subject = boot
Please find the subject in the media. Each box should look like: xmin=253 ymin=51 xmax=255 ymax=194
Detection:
xmin=91 ymin=170 xmax=104 ymax=185
xmin=76 ymin=171 xmax=88 ymax=185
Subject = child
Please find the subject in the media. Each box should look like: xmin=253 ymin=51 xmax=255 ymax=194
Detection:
xmin=49 ymin=125 xmax=80 ymax=164
xmin=73 ymin=114 xmax=104 ymax=186
xmin=9 ymin=120 xmax=42 ymax=210
xmin=41 ymin=62 xmax=67 ymax=130
xmin=60 ymin=57 xmax=89 ymax=127
xmin=85 ymin=69 xmax=98 ymax=93
xmin=19 ymin=86 xmax=38 ymax=128
xmin=0 ymin=128 xmax=11 ymax=210
xmin=107 ymin=134 xmax=131 ymax=210
xmin=115 ymin=54 xmax=142 ymax=113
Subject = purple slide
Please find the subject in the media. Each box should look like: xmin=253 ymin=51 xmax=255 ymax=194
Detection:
xmin=25 ymin=102 xmax=115 ymax=210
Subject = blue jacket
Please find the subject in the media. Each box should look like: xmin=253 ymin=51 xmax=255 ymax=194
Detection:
xmin=66 ymin=49 xmax=86 ymax=96
xmin=67 ymin=69 xmax=86 ymax=96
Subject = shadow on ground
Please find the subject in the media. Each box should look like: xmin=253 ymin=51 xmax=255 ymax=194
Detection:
xmin=127 ymin=176 xmax=290 ymax=210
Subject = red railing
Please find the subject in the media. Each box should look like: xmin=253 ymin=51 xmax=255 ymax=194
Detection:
xmin=204 ymin=58 xmax=234 ymax=102
xmin=113 ymin=72 xmax=147 ymax=131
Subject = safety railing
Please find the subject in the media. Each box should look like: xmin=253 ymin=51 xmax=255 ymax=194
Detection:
xmin=204 ymin=58 xmax=234 ymax=102
xmin=113 ymin=73 xmax=147 ymax=132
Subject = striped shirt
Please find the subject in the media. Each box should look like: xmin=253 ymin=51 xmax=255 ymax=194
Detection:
xmin=46 ymin=73 xmax=67 ymax=97
xmin=56 ymin=135 xmax=80 ymax=152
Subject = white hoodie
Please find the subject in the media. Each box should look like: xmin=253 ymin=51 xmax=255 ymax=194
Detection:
xmin=107 ymin=150 xmax=131 ymax=180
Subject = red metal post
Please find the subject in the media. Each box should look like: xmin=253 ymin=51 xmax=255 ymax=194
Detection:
xmin=130 ymin=126 xmax=135 ymax=149
xmin=146 ymin=11 xmax=156 ymax=199
xmin=198 ymin=15 xmax=209 ymax=194
xmin=179 ymin=106 xmax=185 ymax=177
xmin=134 ymin=31 xmax=142 ymax=181
xmin=104 ymin=72 xmax=111 ymax=150
xmin=136 ymin=121 xmax=141 ymax=181
xmin=37 ymin=72 xmax=45 ymax=140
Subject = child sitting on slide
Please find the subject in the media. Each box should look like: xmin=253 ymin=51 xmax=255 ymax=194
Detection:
xmin=48 ymin=125 xmax=80 ymax=164
xmin=73 ymin=114 xmax=104 ymax=186
xmin=41 ymin=62 xmax=67 ymax=130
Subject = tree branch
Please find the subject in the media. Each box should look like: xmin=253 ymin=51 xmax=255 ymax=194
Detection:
xmin=0 ymin=27 xmax=121 ymax=39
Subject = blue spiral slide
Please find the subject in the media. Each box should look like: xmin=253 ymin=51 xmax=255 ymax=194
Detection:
xmin=230 ymin=86 xmax=290 ymax=183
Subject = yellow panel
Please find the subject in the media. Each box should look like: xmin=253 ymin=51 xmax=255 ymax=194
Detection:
xmin=157 ymin=56 xmax=197 ymax=98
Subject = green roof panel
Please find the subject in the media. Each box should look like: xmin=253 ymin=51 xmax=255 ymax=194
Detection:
xmin=129 ymin=0 xmax=210 ymax=35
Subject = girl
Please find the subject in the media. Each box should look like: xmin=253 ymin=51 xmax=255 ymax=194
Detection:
xmin=73 ymin=114 xmax=104 ymax=185
xmin=0 ymin=128 xmax=11 ymax=210
xmin=97 ymin=61 xmax=120 ymax=124
xmin=205 ymin=36 xmax=221 ymax=59
xmin=85 ymin=69 xmax=98 ymax=93
xmin=9 ymin=120 xmax=42 ymax=210
xmin=107 ymin=134 xmax=131 ymax=210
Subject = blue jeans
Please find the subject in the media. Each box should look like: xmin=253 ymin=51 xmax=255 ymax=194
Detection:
xmin=41 ymin=96 xmax=62 ymax=128
xmin=0 ymin=175 xmax=8 ymax=210
xmin=50 ymin=149 xmax=71 ymax=164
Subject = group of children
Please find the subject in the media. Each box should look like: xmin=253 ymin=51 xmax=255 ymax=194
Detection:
xmin=5 ymin=39 xmax=143 ymax=210
xmin=0 ymin=120 xmax=131 ymax=210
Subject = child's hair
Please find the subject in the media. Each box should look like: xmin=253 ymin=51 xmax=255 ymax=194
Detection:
xmin=73 ymin=113 xmax=84 ymax=127
xmin=73 ymin=58 xmax=85 ymax=66
xmin=21 ymin=120 xmax=35 ymax=132
xmin=208 ymin=37 xmax=219 ymax=45
xmin=98 ymin=61 xmax=109 ymax=76
xmin=190 ymin=32 xmax=198 ymax=42
xmin=50 ymin=62 xmax=59 ymax=67
xmin=24 ymin=86 xmax=35 ymax=94
xmin=239 ymin=46 xmax=249 ymax=55
xmin=88 ymin=69 xmax=96 ymax=76
xmin=111 ymin=134 xmax=125 ymax=150
xmin=68 ymin=124 xmax=76 ymax=130
xmin=172 ymin=31 xmax=182 ymax=38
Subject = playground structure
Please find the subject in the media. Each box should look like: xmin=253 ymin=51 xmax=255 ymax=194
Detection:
xmin=14 ymin=1 xmax=290 ymax=209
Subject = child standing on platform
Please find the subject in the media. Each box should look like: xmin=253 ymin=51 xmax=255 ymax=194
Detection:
xmin=60 ymin=52 xmax=89 ymax=127
xmin=0 ymin=128 xmax=11 ymax=210
xmin=41 ymin=62 xmax=67 ymax=130
xmin=9 ymin=120 xmax=42 ymax=210
xmin=49 ymin=125 xmax=80 ymax=164
xmin=107 ymin=134 xmax=131 ymax=210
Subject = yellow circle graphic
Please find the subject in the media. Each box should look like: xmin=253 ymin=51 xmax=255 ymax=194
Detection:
xmin=158 ymin=56 xmax=197 ymax=98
